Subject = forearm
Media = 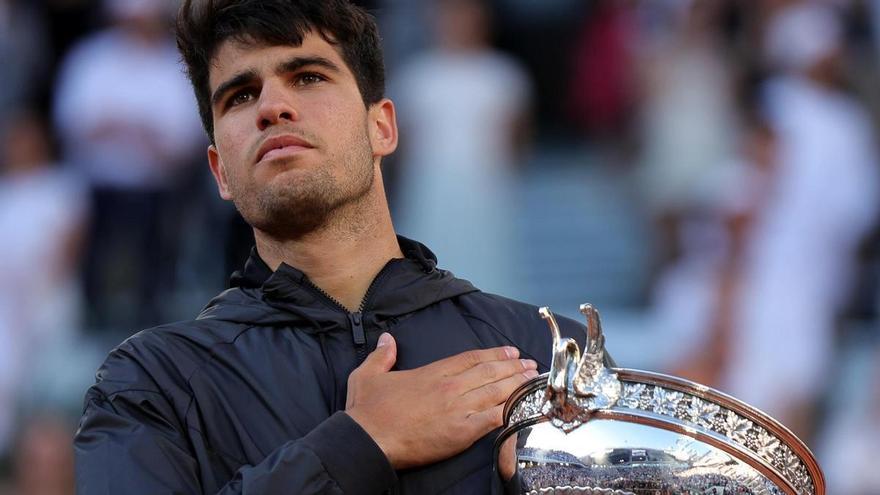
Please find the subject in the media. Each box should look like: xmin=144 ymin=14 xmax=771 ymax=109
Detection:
xmin=216 ymin=412 xmax=396 ymax=494
xmin=76 ymin=394 xmax=396 ymax=495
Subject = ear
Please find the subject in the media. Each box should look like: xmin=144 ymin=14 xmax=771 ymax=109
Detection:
xmin=368 ymin=98 xmax=398 ymax=160
xmin=207 ymin=144 xmax=233 ymax=200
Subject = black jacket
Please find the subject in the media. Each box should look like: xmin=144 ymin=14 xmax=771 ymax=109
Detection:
xmin=74 ymin=238 xmax=587 ymax=494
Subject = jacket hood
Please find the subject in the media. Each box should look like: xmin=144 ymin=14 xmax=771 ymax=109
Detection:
xmin=196 ymin=236 xmax=478 ymax=333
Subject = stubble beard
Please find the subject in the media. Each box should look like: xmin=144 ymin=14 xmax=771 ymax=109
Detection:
xmin=231 ymin=131 xmax=375 ymax=240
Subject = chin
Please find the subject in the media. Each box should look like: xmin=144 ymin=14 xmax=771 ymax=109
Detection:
xmin=258 ymin=159 xmax=314 ymax=181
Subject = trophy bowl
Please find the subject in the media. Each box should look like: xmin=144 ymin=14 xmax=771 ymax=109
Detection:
xmin=493 ymin=304 xmax=825 ymax=495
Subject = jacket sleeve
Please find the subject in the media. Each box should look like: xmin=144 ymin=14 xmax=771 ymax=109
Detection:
xmin=75 ymin=384 xmax=397 ymax=494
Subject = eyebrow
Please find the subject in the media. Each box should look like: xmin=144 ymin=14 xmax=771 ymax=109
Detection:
xmin=278 ymin=56 xmax=342 ymax=77
xmin=210 ymin=56 xmax=343 ymax=110
xmin=211 ymin=70 xmax=258 ymax=109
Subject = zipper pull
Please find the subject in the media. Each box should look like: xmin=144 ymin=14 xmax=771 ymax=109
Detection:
xmin=349 ymin=312 xmax=368 ymax=366
xmin=349 ymin=312 xmax=366 ymax=346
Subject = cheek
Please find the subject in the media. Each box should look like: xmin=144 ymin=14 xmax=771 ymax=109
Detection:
xmin=215 ymin=125 xmax=251 ymax=178
xmin=305 ymin=97 xmax=361 ymax=141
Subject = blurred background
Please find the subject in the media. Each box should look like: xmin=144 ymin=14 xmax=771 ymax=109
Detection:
xmin=1 ymin=0 xmax=879 ymax=492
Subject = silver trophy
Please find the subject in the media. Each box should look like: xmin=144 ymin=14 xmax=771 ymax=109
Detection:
xmin=494 ymin=304 xmax=825 ymax=495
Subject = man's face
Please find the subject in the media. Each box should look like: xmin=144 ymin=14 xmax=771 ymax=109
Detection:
xmin=206 ymin=33 xmax=396 ymax=238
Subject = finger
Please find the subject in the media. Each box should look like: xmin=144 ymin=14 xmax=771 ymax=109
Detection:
xmin=426 ymin=346 xmax=520 ymax=376
xmin=465 ymin=403 xmax=506 ymax=438
xmin=498 ymin=435 xmax=518 ymax=481
xmin=453 ymin=358 xmax=538 ymax=395
xmin=352 ymin=332 xmax=397 ymax=377
xmin=459 ymin=369 xmax=539 ymax=413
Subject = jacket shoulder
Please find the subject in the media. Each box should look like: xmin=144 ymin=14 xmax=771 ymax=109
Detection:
xmin=454 ymin=292 xmax=587 ymax=369
xmin=87 ymin=318 xmax=245 ymax=405
xmin=455 ymin=291 xmax=585 ymax=335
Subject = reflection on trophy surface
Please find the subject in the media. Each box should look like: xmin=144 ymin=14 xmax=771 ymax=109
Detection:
xmin=494 ymin=304 xmax=825 ymax=495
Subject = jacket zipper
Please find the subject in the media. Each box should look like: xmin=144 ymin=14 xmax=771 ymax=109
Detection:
xmin=305 ymin=266 xmax=402 ymax=493
xmin=303 ymin=261 xmax=398 ymax=366
xmin=348 ymin=312 xmax=367 ymax=364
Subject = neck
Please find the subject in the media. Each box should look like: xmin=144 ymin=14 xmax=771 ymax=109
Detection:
xmin=254 ymin=172 xmax=403 ymax=312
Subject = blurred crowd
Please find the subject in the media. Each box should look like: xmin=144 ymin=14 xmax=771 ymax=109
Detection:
xmin=2 ymin=0 xmax=880 ymax=493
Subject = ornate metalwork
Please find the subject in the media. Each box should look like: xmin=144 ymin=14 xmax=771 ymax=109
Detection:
xmin=539 ymin=305 xmax=621 ymax=432
xmin=495 ymin=303 xmax=825 ymax=495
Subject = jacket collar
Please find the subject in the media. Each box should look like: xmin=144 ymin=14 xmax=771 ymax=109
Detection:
xmin=199 ymin=236 xmax=477 ymax=331
xmin=229 ymin=235 xmax=441 ymax=291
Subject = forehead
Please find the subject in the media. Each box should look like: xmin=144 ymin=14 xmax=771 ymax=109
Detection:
xmin=208 ymin=33 xmax=352 ymax=91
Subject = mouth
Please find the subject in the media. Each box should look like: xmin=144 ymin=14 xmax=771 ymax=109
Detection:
xmin=255 ymin=134 xmax=314 ymax=164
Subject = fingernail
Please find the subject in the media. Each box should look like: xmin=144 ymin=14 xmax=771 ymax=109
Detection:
xmin=504 ymin=347 xmax=518 ymax=359
xmin=521 ymin=359 xmax=537 ymax=370
xmin=377 ymin=332 xmax=391 ymax=347
xmin=523 ymin=369 xmax=539 ymax=379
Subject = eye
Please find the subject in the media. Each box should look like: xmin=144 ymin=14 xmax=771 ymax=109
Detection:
xmin=294 ymin=72 xmax=327 ymax=86
xmin=228 ymin=89 xmax=255 ymax=108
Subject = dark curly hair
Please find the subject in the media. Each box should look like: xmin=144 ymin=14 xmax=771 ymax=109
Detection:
xmin=176 ymin=0 xmax=386 ymax=143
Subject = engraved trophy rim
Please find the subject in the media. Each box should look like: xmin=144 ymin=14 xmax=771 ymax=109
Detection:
xmin=494 ymin=304 xmax=826 ymax=495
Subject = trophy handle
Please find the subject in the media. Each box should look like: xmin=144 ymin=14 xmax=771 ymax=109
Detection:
xmin=578 ymin=303 xmax=605 ymax=355
xmin=538 ymin=304 xmax=622 ymax=432
xmin=539 ymin=307 xmax=581 ymax=423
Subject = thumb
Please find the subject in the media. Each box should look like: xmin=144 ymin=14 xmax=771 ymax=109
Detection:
xmin=356 ymin=332 xmax=397 ymax=375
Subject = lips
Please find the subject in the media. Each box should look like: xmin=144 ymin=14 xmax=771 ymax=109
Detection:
xmin=255 ymin=134 xmax=314 ymax=164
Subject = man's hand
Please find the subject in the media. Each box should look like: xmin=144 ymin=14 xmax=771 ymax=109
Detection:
xmin=346 ymin=333 xmax=538 ymax=470
xmin=497 ymin=434 xmax=518 ymax=482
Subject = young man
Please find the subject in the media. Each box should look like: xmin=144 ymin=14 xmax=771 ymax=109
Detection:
xmin=74 ymin=1 xmax=585 ymax=493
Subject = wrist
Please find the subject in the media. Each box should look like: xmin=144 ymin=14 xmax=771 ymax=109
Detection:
xmin=345 ymin=409 xmax=400 ymax=468
xmin=302 ymin=412 xmax=398 ymax=492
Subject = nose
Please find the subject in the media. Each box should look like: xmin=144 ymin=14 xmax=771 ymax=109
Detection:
xmin=255 ymin=81 xmax=299 ymax=131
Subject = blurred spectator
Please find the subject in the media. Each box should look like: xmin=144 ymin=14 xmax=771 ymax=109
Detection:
xmin=52 ymin=0 xmax=203 ymax=332
xmin=9 ymin=416 xmax=75 ymax=495
xmin=722 ymin=2 xmax=879 ymax=438
xmin=818 ymin=345 xmax=880 ymax=494
xmin=0 ymin=111 xmax=87 ymax=455
xmin=43 ymin=0 xmax=103 ymax=68
xmin=391 ymin=0 xmax=532 ymax=294
xmin=566 ymin=0 xmax=638 ymax=144
xmin=636 ymin=0 xmax=738 ymax=265
xmin=0 ymin=0 xmax=51 ymax=125
xmin=658 ymin=116 xmax=777 ymax=387
xmin=377 ymin=0 xmax=432 ymax=71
